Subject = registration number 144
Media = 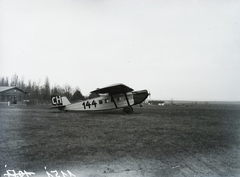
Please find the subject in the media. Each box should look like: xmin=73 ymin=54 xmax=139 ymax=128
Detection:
xmin=82 ymin=100 xmax=97 ymax=109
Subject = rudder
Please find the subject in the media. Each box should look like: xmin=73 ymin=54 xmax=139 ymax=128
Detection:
xmin=51 ymin=95 xmax=71 ymax=106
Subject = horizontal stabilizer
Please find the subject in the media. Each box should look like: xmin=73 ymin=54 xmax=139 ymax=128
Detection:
xmin=49 ymin=105 xmax=66 ymax=109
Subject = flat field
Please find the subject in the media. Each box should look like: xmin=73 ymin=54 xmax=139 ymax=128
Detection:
xmin=0 ymin=104 xmax=240 ymax=177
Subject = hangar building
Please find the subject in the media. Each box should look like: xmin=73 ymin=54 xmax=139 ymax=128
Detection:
xmin=0 ymin=86 xmax=27 ymax=103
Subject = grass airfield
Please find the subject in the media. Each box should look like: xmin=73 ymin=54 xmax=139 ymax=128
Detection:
xmin=0 ymin=104 xmax=240 ymax=177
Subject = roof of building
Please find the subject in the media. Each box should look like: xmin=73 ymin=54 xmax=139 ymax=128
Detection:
xmin=0 ymin=86 xmax=27 ymax=93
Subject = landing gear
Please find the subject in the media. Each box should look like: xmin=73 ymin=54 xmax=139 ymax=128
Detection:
xmin=123 ymin=106 xmax=133 ymax=114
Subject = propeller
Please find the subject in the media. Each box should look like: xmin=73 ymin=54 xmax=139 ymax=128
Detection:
xmin=148 ymin=90 xmax=151 ymax=104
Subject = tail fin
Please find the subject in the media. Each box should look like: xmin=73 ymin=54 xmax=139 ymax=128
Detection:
xmin=51 ymin=95 xmax=71 ymax=106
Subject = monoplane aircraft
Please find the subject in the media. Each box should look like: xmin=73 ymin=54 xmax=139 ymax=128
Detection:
xmin=50 ymin=83 xmax=148 ymax=114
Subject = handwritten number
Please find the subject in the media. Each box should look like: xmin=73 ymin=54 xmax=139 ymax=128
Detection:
xmin=4 ymin=170 xmax=35 ymax=177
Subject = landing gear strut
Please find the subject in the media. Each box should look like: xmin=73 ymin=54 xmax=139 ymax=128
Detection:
xmin=123 ymin=106 xmax=133 ymax=114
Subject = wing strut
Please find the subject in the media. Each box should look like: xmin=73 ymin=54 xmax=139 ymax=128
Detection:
xmin=122 ymin=86 xmax=131 ymax=106
xmin=109 ymin=90 xmax=118 ymax=109
xmin=122 ymin=86 xmax=133 ymax=114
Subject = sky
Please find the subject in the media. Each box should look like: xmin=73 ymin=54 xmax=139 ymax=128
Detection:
xmin=0 ymin=0 xmax=240 ymax=101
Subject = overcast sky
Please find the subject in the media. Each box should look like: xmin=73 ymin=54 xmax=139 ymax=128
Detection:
xmin=0 ymin=0 xmax=239 ymax=101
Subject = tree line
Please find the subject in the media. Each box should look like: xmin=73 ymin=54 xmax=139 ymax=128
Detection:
xmin=0 ymin=74 xmax=87 ymax=101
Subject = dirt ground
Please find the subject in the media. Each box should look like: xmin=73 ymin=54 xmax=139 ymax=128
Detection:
xmin=0 ymin=104 xmax=240 ymax=177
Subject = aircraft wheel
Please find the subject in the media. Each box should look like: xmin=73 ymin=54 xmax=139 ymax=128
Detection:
xmin=123 ymin=106 xmax=133 ymax=114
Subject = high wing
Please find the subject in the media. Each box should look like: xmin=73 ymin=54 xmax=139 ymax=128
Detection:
xmin=90 ymin=83 xmax=133 ymax=95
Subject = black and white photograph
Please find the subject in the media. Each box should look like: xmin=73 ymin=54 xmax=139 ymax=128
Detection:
xmin=0 ymin=0 xmax=240 ymax=176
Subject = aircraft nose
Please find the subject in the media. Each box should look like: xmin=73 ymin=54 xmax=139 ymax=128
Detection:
xmin=133 ymin=90 xmax=149 ymax=105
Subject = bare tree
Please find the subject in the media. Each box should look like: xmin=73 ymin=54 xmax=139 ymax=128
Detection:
xmin=43 ymin=77 xmax=50 ymax=100
xmin=32 ymin=81 xmax=41 ymax=100
xmin=26 ymin=80 xmax=32 ymax=99
xmin=63 ymin=84 xmax=72 ymax=99
xmin=0 ymin=77 xmax=5 ymax=86
xmin=10 ymin=74 xmax=18 ymax=86
xmin=51 ymin=85 xmax=64 ymax=95
xmin=5 ymin=77 xmax=9 ymax=86
xmin=18 ymin=76 xmax=26 ymax=90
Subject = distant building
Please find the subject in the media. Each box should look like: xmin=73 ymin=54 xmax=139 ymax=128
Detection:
xmin=158 ymin=102 xmax=165 ymax=106
xmin=0 ymin=86 xmax=27 ymax=103
xmin=148 ymin=100 xmax=165 ymax=106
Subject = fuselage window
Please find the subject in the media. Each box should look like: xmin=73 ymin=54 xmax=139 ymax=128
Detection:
xmin=99 ymin=100 xmax=103 ymax=104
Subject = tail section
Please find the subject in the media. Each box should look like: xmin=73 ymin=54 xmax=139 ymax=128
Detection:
xmin=51 ymin=95 xmax=71 ymax=108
